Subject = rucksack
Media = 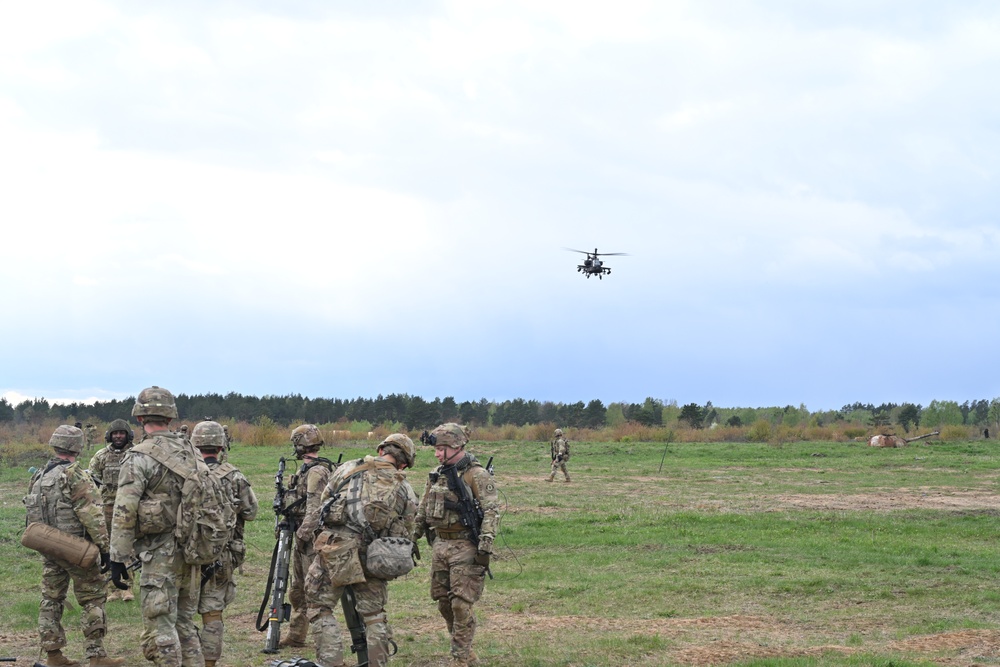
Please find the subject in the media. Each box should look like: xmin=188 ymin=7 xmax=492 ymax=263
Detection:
xmin=134 ymin=437 xmax=235 ymax=566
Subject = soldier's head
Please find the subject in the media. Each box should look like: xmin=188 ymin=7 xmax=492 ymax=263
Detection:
xmin=179 ymin=424 xmax=189 ymax=435
xmin=50 ymin=424 xmax=84 ymax=457
xmin=378 ymin=433 xmax=415 ymax=470
xmin=290 ymin=424 xmax=323 ymax=459
xmin=429 ymin=423 xmax=469 ymax=466
xmin=105 ymin=418 xmax=134 ymax=449
xmin=554 ymin=428 xmax=563 ymax=437
xmin=192 ymin=420 xmax=226 ymax=460
xmin=131 ymin=385 xmax=178 ymax=428
xmin=74 ymin=421 xmax=83 ymax=429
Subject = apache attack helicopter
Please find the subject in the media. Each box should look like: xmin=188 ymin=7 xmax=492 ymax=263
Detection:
xmin=566 ymin=248 xmax=628 ymax=279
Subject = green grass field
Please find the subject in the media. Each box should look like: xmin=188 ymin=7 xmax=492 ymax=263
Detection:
xmin=1 ymin=438 xmax=998 ymax=666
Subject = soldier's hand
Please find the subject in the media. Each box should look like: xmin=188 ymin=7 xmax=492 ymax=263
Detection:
xmin=474 ymin=551 xmax=491 ymax=568
xmin=99 ymin=551 xmax=111 ymax=573
xmin=110 ymin=561 xmax=131 ymax=590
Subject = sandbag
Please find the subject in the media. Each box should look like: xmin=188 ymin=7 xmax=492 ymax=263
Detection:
xmin=21 ymin=521 xmax=100 ymax=568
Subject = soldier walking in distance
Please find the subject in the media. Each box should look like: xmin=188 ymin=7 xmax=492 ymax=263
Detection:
xmin=192 ymin=421 xmax=259 ymax=667
xmin=89 ymin=419 xmax=136 ymax=601
xmin=23 ymin=425 xmax=125 ymax=667
xmin=280 ymin=424 xmax=337 ymax=649
xmin=547 ymin=428 xmax=570 ymax=482
xmin=305 ymin=434 xmax=418 ymax=667
xmin=413 ymin=424 xmax=499 ymax=667
xmin=109 ymin=386 xmax=205 ymax=667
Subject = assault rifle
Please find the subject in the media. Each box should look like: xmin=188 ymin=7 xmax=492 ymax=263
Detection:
xmin=441 ymin=456 xmax=494 ymax=579
xmin=257 ymin=456 xmax=301 ymax=654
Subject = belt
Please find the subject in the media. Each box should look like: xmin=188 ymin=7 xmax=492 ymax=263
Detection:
xmin=435 ymin=529 xmax=471 ymax=540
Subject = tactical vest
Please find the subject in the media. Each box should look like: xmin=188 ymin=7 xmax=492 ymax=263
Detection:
xmin=97 ymin=446 xmax=130 ymax=504
xmin=422 ymin=457 xmax=482 ymax=532
xmin=24 ymin=460 xmax=85 ymax=538
xmin=285 ymin=458 xmax=333 ymax=519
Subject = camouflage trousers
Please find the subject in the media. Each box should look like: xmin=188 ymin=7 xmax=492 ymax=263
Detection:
xmin=430 ymin=539 xmax=487 ymax=663
xmin=136 ymin=540 xmax=204 ymax=667
xmin=287 ymin=539 xmax=317 ymax=644
xmin=548 ymin=460 xmax=570 ymax=481
xmin=305 ymin=555 xmax=392 ymax=667
xmin=39 ymin=556 xmax=109 ymax=658
xmin=197 ymin=564 xmax=236 ymax=663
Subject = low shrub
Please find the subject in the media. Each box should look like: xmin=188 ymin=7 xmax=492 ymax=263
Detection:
xmin=747 ymin=420 xmax=772 ymax=443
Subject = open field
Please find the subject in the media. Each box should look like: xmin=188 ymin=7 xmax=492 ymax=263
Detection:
xmin=1 ymin=438 xmax=999 ymax=666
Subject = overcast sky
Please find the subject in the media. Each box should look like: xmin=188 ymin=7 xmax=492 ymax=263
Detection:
xmin=2 ymin=1 xmax=999 ymax=413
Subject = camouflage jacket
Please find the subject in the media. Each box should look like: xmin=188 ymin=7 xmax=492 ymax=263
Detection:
xmin=550 ymin=437 xmax=569 ymax=461
xmin=24 ymin=457 xmax=109 ymax=552
xmin=208 ymin=459 xmax=259 ymax=564
xmin=109 ymin=431 xmax=192 ymax=562
xmin=286 ymin=457 xmax=335 ymax=543
xmin=415 ymin=454 xmax=499 ymax=547
xmin=314 ymin=455 xmax=417 ymax=543
xmin=89 ymin=443 xmax=133 ymax=506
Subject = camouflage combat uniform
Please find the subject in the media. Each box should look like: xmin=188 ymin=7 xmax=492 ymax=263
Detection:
xmin=198 ymin=457 xmax=258 ymax=665
xmin=283 ymin=454 xmax=335 ymax=645
xmin=90 ymin=423 xmax=135 ymax=601
xmin=547 ymin=431 xmax=570 ymax=482
xmin=415 ymin=447 xmax=499 ymax=666
xmin=24 ymin=452 xmax=112 ymax=661
xmin=110 ymin=430 xmax=205 ymax=667
xmin=306 ymin=452 xmax=417 ymax=667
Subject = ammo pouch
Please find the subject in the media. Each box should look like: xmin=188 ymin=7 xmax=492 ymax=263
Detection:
xmin=315 ymin=531 xmax=365 ymax=587
xmin=21 ymin=522 xmax=100 ymax=568
xmin=364 ymin=536 xmax=415 ymax=580
xmin=229 ymin=539 xmax=246 ymax=569
xmin=136 ymin=498 xmax=175 ymax=537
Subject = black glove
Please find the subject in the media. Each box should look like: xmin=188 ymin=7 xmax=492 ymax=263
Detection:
xmin=110 ymin=561 xmax=131 ymax=590
xmin=99 ymin=551 xmax=111 ymax=573
xmin=474 ymin=551 xmax=491 ymax=568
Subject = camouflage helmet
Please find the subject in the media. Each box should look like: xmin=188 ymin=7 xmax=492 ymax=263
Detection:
xmin=429 ymin=423 xmax=469 ymax=448
xmin=131 ymin=386 xmax=178 ymax=420
xmin=378 ymin=433 xmax=416 ymax=468
xmin=105 ymin=418 xmax=134 ymax=445
xmin=554 ymin=428 xmax=563 ymax=436
xmin=191 ymin=420 xmax=227 ymax=450
xmin=290 ymin=424 xmax=324 ymax=456
xmin=50 ymin=425 xmax=84 ymax=454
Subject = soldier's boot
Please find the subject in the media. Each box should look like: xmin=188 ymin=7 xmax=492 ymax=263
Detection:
xmin=545 ymin=475 xmax=553 ymax=482
xmin=45 ymin=650 xmax=82 ymax=667
xmin=277 ymin=636 xmax=307 ymax=649
xmin=89 ymin=656 xmax=126 ymax=667
xmin=565 ymin=477 xmax=571 ymax=482
xmin=120 ymin=587 xmax=134 ymax=601
xmin=106 ymin=588 xmax=120 ymax=602
xmin=203 ymin=661 xmax=216 ymax=667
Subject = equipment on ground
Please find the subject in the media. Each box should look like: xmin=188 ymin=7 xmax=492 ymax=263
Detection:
xmin=566 ymin=247 xmax=628 ymax=279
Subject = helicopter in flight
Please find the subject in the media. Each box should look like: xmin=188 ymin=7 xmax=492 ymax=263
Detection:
xmin=566 ymin=248 xmax=628 ymax=279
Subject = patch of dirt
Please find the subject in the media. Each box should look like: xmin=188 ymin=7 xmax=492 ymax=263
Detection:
xmin=775 ymin=489 xmax=1000 ymax=512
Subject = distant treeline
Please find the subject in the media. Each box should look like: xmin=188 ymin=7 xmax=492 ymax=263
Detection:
xmin=1 ymin=393 xmax=998 ymax=433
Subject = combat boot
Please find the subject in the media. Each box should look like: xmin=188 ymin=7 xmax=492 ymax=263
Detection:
xmin=89 ymin=656 xmax=126 ymax=667
xmin=204 ymin=661 xmax=216 ymax=667
xmin=120 ymin=588 xmax=134 ymax=601
xmin=45 ymin=650 xmax=81 ymax=667
xmin=278 ymin=636 xmax=307 ymax=649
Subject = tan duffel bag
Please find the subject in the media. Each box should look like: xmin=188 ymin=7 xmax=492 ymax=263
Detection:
xmin=21 ymin=522 xmax=100 ymax=568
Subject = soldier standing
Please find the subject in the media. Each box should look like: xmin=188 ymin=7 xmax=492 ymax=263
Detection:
xmin=109 ymin=386 xmax=205 ymax=667
xmin=191 ymin=421 xmax=259 ymax=667
xmin=546 ymin=428 xmax=570 ymax=482
xmin=23 ymin=425 xmax=125 ymax=667
xmin=280 ymin=424 xmax=337 ymax=649
xmin=306 ymin=434 xmax=418 ymax=667
xmin=89 ymin=419 xmax=136 ymax=601
xmin=413 ymin=424 xmax=499 ymax=667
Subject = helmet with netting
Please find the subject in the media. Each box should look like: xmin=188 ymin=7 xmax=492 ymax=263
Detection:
xmin=290 ymin=424 xmax=324 ymax=457
xmin=191 ymin=421 xmax=227 ymax=450
xmin=554 ymin=428 xmax=563 ymax=436
xmin=50 ymin=425 xmax=84 ymax=454
xmin=131 ymin=386 xmax=178 ymax=420
xmin=379 ymin=433 xmax=416 ymax=468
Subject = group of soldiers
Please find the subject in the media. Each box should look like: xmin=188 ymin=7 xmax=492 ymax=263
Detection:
xmin=23 ymin=386 xmax=501 ymax=667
